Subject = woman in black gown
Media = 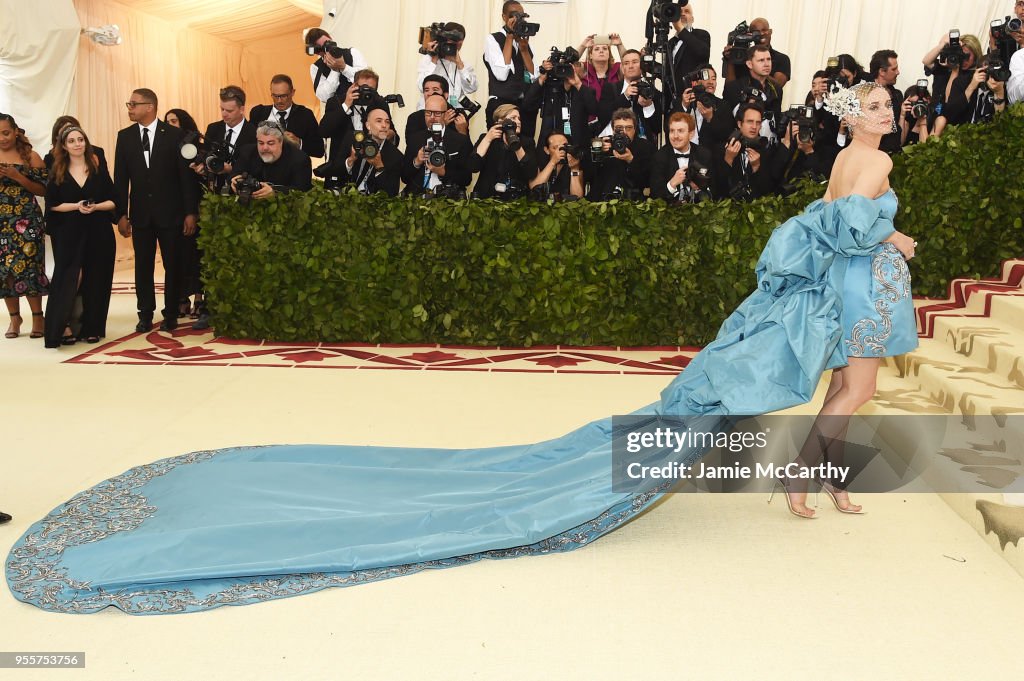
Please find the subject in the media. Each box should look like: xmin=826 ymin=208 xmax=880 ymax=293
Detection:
xmin=43 ymin=126 xmax=116 ymax=347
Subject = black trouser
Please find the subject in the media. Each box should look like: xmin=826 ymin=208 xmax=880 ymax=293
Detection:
xmin=44 ymin=222 xmax=116 ymax=346
xmin=176 ymin=223 xmax=203 ymax=308
xmin=132 ymin=220 xmax=181 ymax=321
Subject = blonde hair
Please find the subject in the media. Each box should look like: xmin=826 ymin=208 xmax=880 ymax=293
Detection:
xmin=493 ymin=104 xmax=519 ymax=122
xmin=960 ymin=34 xmax=983 ymax=67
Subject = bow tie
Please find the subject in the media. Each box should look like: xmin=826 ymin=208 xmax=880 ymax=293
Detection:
xmin=674 ymin=152 xmax=690 ymax=159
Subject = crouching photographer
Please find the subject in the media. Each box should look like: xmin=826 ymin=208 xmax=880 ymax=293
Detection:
xmin=468 ymin=104 xmax=538 ymax=200
xmin=529 ymin=133 xmax=585 ymax=200
xmin=402 ymin=93 xmax=473 ymax=198
xmin=650 ymin=112 xmax=714 ymax=203
xmin=583 ymin=108 xmax=655 ymax=201
xmin=230 ymin=120 xmax=313 ymax=203
xmin=319 ymin=106 xmax=402 ymax=196
xmin=715 ymin=103 xmax=777 ymax=201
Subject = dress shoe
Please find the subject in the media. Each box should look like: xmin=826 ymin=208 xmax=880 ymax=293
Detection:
xmin=192 ymin=312 xmax=211 ymax=331
xmin=0 ymin=511 xmax=12 ymax=525
xmin=159 ymin=319 xmax=178 ymax=332
xmin=135 ymin=318 xmax=153 ymax=333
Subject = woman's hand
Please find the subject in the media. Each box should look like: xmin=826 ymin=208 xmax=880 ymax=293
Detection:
xmin=78 ymin=200 xmax=96 ymax=214
xmin=886 ymin=231 xmax=917 ymax=260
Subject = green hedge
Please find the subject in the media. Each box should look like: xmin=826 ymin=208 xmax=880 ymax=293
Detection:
xmin=200 ymin=104 xmax=1024 ymax=347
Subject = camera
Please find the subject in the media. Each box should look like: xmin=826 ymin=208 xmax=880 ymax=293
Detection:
xmin=985 ymin=51 xmax=1011 ymax=83
xmin=602 ymin=186 xmax=642 ymax=201
xmin=511 ymin=11 xmax=540 ymax=39
xmin=640 ymin=54 xmax=664 ymax=79
xmin=180 ymin=132 xmax=232 ymax=174
xmin=543 ymin=46 xmax=580 ymax=81
xmin=825 ymin=56 xmax=851 ymax=93
xmin=728 ymin=129 xmax=764 ymax=152
xmin=500 ymin=119 xmax=521 ymax=152
xmin=306 ymin=40 xmax=347 ymax=60
xmin=456 ymin=97 xmax=482 ymax=121
xmin=651 ymin=1 xmax=688 ymax=24
xmin=907 ymin=79 xmax=931 ymax=120
xmin=635 ymin=79 xmax=656 ymax=100
xmin=558 ymin=143 xmax=582 ymax=164
xmin=419 ymin=22 xmax=465 ymax=58
xmin=937 ymin=30 xmax=965 ymax=68
xmin=235 ymin=173 xmax=262 ymax=207
xmin=588 ymin=137 xmax=611 ymax=163
xmin=425 ymin=124 xmax=448 ymax=167
xmin=492 ymin=180 xmax=527 ymax=200
xmin=354 ymin=85 xmax=406 ymax=110
xmin=586 ymin=132 xmax=629 ymax=164
xmin=430 ymin=183 xmax=466 ymax=200
xmin=776 ymin=105 xmax=816 ymax=144
xmin=352 ymin=131 xmax=380 ymax=160
xmin=673 ymin=161 xmax=711 ymax=204
xmin=727 ymin=21 xmax=762 ymax=65
xmin=739 ymin=85 xmax=766 ymax=104
xmin=683 ymin=69 xmax=715 ymax=107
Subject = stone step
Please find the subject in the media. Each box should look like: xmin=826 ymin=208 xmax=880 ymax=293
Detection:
xmin=930 ymin=314 xmax=1024 ymax=389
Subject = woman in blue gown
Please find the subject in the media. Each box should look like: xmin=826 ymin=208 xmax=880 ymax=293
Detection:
xmin=4 ymin=83 xmax=918 ymax=614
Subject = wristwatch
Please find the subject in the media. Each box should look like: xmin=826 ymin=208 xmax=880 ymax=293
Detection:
xmin=570 ymin=171 xmax=581 ymax=177
xmin=992 ymin=97 xmax=1007 ymax=105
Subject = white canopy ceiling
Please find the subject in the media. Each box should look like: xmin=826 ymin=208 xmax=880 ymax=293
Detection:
xmin=121 ymin=0 xmax=323 ymax=43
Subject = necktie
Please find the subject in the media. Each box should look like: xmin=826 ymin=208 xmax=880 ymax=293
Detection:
xmin=277 ymin=110 xmax=287 ymax=129
xmin=225 ymin=128 xmax=234 ymax=148
xmin=674 ymin=152 xmax=690 ymax=159
xmin=141 ymin=127 xmax=151 ymax=167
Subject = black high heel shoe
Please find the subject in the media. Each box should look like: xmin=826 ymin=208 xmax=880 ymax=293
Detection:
xmin=29 ymin=311 xmax=44 ymax=339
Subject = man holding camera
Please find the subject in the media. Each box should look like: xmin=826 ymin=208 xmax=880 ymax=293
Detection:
xmin=715 ymin=103 xmax=776 ymax=201
xmin=405 ymin=76 xmax=471 ymax=141
xmin=319 ymin=69 xmax=399 ymax=163
xmin=584 ymin=108 xmax=655 ymax=201
xmin=524 ymin=53 xmax=599 ymax=149
xmin=661 ymin=3 xmax=712 ymax=100
xmin=723 ymin=18 xmax=791 ymax=87
xmin=231 ymin=120 xmax=313 ymax=198
xmin=114 ymin=88 xmax=198 ymax=332
xmin=321 ymin=105 xmax=403 ymax=197
xmin=869 ymin=50 xmax=906 ymax=155
xmin=723 ymin=46 xmax=784 ymax=125
xmin=483 ymin=1 xmax=540 ymax=137
xmin=678 ymin=64 xmax=733 ymax=149
xmin=305 ymin=28 xmax=368 ymax=106
xmin=650 ymin=112 xmax=714 ymax=203
xmin=249 ymin=74 xmax=325 ymax=160
xmin=417 ymin=22 xmax=479 ymax=108
xmin=402 ymin=93 xmax=473 ymax=197
xmin=194 ymin=86 xmax=257 ymax=192
xmin=596 ymin=50 xmax=662 ymax=143
xmin=767 ymin=110 xmax=828 ymax=194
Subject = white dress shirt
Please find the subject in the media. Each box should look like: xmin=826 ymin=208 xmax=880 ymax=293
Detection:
xmin=138 ymin=120 xmax=158 ymax=167
xmin=416 ymin=54 xmax=479 ymax=109
xmin=311 ymin=46 xmax=369 ymax=104
xmin=1008 ymin=48 xmax=1024 ymax=104
xmin=483 ymin=29 xmax=540 ymax=83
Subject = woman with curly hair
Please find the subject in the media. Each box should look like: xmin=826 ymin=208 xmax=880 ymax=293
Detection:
xmin=0 ymin=113 xmax=48 ymax=339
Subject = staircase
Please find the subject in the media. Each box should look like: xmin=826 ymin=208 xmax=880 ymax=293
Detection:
xmin=871 ymin=259 xmax=1024 ymax=577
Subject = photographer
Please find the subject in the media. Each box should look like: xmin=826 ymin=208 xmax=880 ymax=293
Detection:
xmin=249 ymin=74 xmax=324 ymax=159
xmin=869 ymin=50 xmax=906 ymax=155
xmin=678 ymin=64 xmax=733 ymax=149
xmin=524 ymin=52 xmax=599 ymax=149
xmin=722 ymin=18 xmax=791 ymax=87
xmin=714 ymin=103 xmax=776 ymax=201
xmin=194 ymin=86 xmax=257 ymax=191
xmin=658 ymin=4 xmax=712 ymax=99
xmin=230 ymin=120 xmax=313 ymax=198
xmin=767 ymin=110 xmax=829 ymax=194
xmin=1008 ymin=9 xmax=1024 ymax=103
xmin=417 ymin=22 xmax=479 ymax=106
xmin=321 ymin=105 xmax=402 ymax=197
xmin=923 ymin=32 xmax=983 ymax=135
xmin=584 ymin=108 xmax=655 ymax=201
xmin=723 ymin=46 xmax=783 ymax=122
xmin=596 ymin=50 xmax=662 ymax=143
xmin=483 ymin=1 xmax=540 ymax=136
xmin=965 ymin=55 xmax=1010 ymax=122
xmin=305 ymin=28 xmax=368 ymax=106
xmin=650 ymin=112 xmax=714 ymax=203
xmin=468 ymin=104 xmax=537 ymax=200
xmin=529 ymin=132 xmax=585 ymax=199
xmin=319 ymin=69 xmax=399 ymax=163
xmin=405 ymin=75 xmax=471 ymax=140
xmin=402 ymin=93 xmax=473 ymax=197
xmin=901 ymin=81 xmax=933 ymax=146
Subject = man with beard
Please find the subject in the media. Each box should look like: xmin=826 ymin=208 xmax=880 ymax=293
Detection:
xmin=231 ymin=120 xmax=313 ymax=196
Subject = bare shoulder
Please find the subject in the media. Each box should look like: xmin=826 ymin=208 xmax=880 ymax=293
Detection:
xmin=29 ymin=151 xmax=45 ymax=169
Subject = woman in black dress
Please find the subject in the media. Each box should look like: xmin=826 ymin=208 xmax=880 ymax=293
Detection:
xmin=44 ymin=126 xmax=116 ymax=347
xmin=165 ymin=108 xmax=206 ymax=320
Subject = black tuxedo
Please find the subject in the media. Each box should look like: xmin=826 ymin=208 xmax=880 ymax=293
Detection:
xmin=649 ymin=143 xmax=714 ymax=201
xmin=401 ymin=126 xmax=473 ymax=194
xmin=524 ymin=82 xmax=599 ymax=148
xmin=249 ymin=104 xmax=325 ymax=159
xmin=598 ymin=80 xmax=663 ymax=143
xmin=318 ymin=131 xmax=402 ymax=196
xmin=666 ymin=28 xmax=712 ymax=97
xmin=404 ymin=110 xmax=428 ymax=142
xmin=113 ymin=121 xmax=198 ymax=322
xmin=584 ymin=136 xmax=655 ymax=201
xmin=319 ymin=93 xmax=399 ymax=162
xmin=201 ymin=120 xmax=257 ymax=191
xmin=713 ymin=138 xmax=778 ymax=201
xmin=678 ymin=94 xmax=734 ymax=148
xmin=232 ymin=142 xmax=313 ymax=192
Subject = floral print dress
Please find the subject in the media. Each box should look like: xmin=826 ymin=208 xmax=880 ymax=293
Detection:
xmin=0 ymin=164 xmax=49 ymax=297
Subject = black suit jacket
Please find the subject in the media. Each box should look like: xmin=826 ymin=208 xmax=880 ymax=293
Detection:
xmin=525 ymin=82 xmax=599 ymax=148
xmin=713 ymin=138 xmax=778 ymax=200
xmin=649 ymin=143 xmax=714 ymax=201
xmin=584 ymin=136 xmax=655 ymax=200
xmin=232 ymin=142 xmax=313 ymax=192
xmin=404 ymin=110 xmax=427 ymax=142
xmin=319 ymin=94 xmax=400 ymax=161
xmin=249 ymin=104 xmax=325 ymax=159
xmin=113 ymin=122 xmax=198 ymax=228
xmin=320 ymin=131 xmax=403 ymax=197
xmin=667 ymin=28 xmax=712 ymax=97
xmin=401 ymin=126 xmax=473 ymax=193
xmin=723 ymin=76 xmax=784 ymax=115
xmin=677 ymin=94 xmax=734 ymax=148
xmin=204 ymin=120 xmax=258 ymax=155
xmin=598 ymin=81 xmax=663 ymax=143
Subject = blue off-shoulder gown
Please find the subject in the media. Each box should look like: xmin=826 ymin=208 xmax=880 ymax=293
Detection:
xmin=5 ymin=192 xmax=917 ymax=614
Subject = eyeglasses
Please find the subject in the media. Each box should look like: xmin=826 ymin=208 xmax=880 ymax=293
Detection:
xmin=125 ymin=101 xmax=152 ymax=109
xmin=424 ymin=109 xmax=447 ymax=118
xmin=613 ymin=125 xmax=635 ymax=132
xmin=270 ymin=93 xmax=292 ymax=100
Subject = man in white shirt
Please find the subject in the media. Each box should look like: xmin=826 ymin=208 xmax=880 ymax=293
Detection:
xmin=1007 ymin=18 xmax=1024 ymax=104
xmin=483 ymin=1 xmax=540 ymax=137
xmin=304 ymin=28 xmax=368 ymax=107
xmin=416 ymin=22 xmax=478 ymax=109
